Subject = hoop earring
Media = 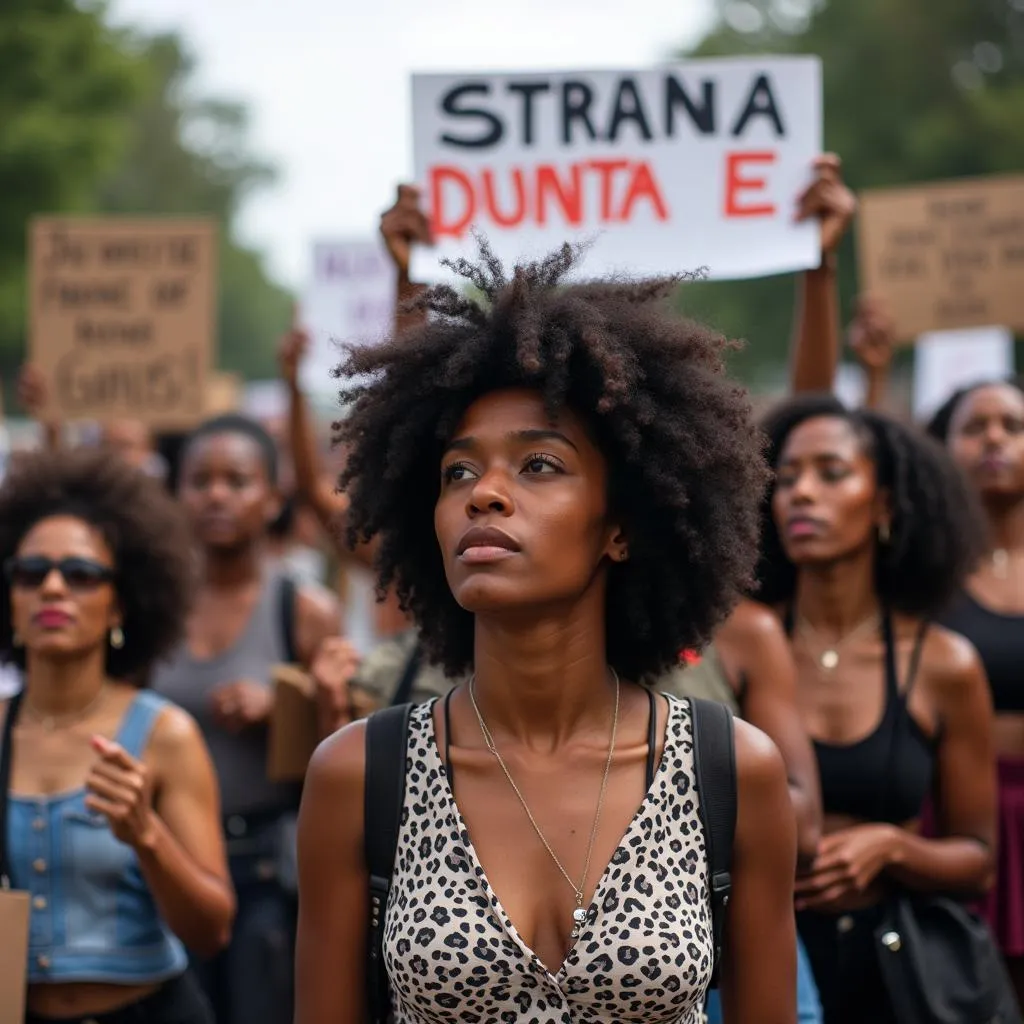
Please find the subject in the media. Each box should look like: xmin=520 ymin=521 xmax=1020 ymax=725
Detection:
xmin=109 ymin=626 xmax=125 ymax=650
xmin=12 ymin=630 xmax=22 ymax=648
xmin=878 ymin=521 xmax=891 ymax=545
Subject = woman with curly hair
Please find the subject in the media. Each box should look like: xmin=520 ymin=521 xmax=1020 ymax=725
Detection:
xmin=0 ymin=447 xmax=233 ymax=1023
xmin=294 ymin=242 xmax=797 ymax=1024
xmin=926 ymin=379 xmax=1024 ymax=1005
xmin=756 ymin=393 xmax=998 ymax=1023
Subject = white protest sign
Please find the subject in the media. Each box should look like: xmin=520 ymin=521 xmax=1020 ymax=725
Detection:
xmin=300 ymin=240 xmax=395 ymax=397
xmin=913 ymin=326 xmax=1015 ymax=421
xmin=411 ymin=56 xmax=822 ymax=283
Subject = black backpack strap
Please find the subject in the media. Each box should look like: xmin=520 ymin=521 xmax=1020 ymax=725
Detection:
xmin=389 ymin=643 xmax=423 ymax=708
xmin=364 ymin=703 xmax=412 ymax=1024
xmin=278 ymin=573 xmax=299 ymax=666
xmin=690 ymin=697 xmax=737 ymax=988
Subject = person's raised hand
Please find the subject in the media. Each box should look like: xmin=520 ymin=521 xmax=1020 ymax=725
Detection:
xmin=796 ymin=153 xmax=857 ymax=257
xmin=848 ymin=294 xmax=896 ymax=374
xmin=380 ymin=184 xmax=433 ymax=281
xmin=17 ymin=364 xmax=49 ymax=419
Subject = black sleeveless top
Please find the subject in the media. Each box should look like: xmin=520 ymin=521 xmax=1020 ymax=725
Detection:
xmin=789 ymin=611 xmax=936 ymax=824
xmin=940 ymin=590 xmax=1024 ymax=713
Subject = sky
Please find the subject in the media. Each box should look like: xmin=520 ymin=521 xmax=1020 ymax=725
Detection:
xmin=108 ymin=0 xmax=714 ymax=291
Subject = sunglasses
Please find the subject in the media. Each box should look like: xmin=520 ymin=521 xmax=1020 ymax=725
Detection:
xmin=4 ymin=556 xmax=115 ymax=592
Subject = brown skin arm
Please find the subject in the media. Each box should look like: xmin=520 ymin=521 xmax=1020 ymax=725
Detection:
xmin=888 ymin=629 xmax=996 ymax=893
xmin=136 ymin=706 xmax=236 ymax=955
xmin=718 ymin=602 xmax=822 ymax=866
xmin=847 ymin=294 xmax=896 ymax=411
xmin=719 ymin=720 xmax=798 ymax=1024
xmin=789 ymin=154 xmax=857 ymax=394
xmin=294 ymin=583 xmax=344 ymax=670
xmin=294 ymin=721 xmax=369 ymax=1024
xmin=17 ymin=364 xmax=62 ymax=450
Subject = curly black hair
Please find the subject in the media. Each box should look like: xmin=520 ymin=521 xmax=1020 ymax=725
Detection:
xmin=926 ymin=378 xmax=1024 ymax=444
xmin=0 ymin=447 xmax=194 ymax=682
xmin=333 ymin=241 xmax=769 ymax=681
xmin=755 ymin=393 xmax=985 ymax=616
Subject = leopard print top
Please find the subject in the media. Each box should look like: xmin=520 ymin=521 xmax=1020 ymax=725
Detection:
xmin=383 ymin=695 xmax=713 ymax=1023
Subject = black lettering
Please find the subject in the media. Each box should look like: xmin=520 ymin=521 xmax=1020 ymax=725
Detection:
xmin=151 ymin=278 xmax=189 ymax=308
xmin=664 ymin=76 xmax=715 ymax=136
xmin=928 ymin=198 xmax=986 ymax=220
xmin=1004 ymin=245 xmax=1024 ymax=265
xmin=74 ymin=318 xmax=153 ymax=345
xmin=606 ymin=78 xmax=653 ymax=142
xmin=731 ymin=73 xmax=785 ymax=137
xmin=506 ymin=81 xmax=550 ymax=145
xmin=43 ymin=229 xmax=88 ymax=271
xmin=561 ymin=80 xmax=597 ymax=143
xmin=167 ymin=237 xmax=199 ymax=265
xmin=439 ymin=83 xmax=503 ymax=148
xmin=42 ymin=279 xmax=130 ymax=311
xmin=943 ymin=249 xmax=990 ymax=273
xmin=54 ymin=351 xmax=197 ymax=414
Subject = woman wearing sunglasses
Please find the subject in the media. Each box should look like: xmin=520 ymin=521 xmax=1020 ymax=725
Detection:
xmin=0 ymin=447 xmax=234 ymax=1023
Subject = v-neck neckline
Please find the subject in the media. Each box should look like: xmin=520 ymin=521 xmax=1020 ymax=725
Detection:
xmin=424 ymin=695 xmax=678 ymax=980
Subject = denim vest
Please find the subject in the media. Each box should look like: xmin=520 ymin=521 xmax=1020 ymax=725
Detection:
xmin=8 ymin=690 xmax=188 ymax=984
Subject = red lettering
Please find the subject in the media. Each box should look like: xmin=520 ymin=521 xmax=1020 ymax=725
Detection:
xmin=724 ymin=151 xmax=776 ymax=218
xmin=536 ymin=165 xmax=583 ymax=226
xmin=482 ymin=168 xmax=527 ymax=228
xmin=588 ymin=160 xmax=630 ymax=221
xmin=619 ymin=161 xmax=669 ymax=222
xmin=429 ymin=165 xmax=476 ymax=238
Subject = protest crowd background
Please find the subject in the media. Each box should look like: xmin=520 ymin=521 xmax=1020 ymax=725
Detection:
xmin=1 ymin=1 xmax=1024 ymax=1022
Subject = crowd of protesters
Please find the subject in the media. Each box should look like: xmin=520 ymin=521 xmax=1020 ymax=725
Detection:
xmin=0 ymin=153 xmax=1021 ymax=1024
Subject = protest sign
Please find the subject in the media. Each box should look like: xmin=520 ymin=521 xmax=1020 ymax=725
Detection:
xmin=913 ymin=326 xmax=1015 ymax=420
xmin=205 ymin=371 xmax=242 ymax=415
xmin=28 ymin=218 xmax=216 ymax=428
xmin=410 ymin=56 xmax=822 ymax=282
xmin=300 ymin=239 xmax=394 ymax=397
xmin=859 ymin=175 xmax=1024 ymax=340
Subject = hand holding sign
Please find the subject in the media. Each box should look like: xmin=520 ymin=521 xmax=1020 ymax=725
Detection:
xmin=85 ymin=735 xmax=157 ymax=849
xmin=380 ymin=185 xmax=433 ymax=281
xmin=848 ymin=295 xmax=896 ymax=372
xmin=279 ymin=306 xmax=310 ymax=391
xmin=795 ymin=153 xmax=857 ymax=257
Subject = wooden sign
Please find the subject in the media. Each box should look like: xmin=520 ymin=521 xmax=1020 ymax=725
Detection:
xmin=858 ymin=175 xmax=1024 ymax=341
xmin=28 ymin=218 xmax=216 ymax=427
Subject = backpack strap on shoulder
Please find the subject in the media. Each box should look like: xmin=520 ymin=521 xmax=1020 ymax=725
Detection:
xmin=690 ymin=697 xmax=737 ymax=988
xmin=364 ymin=702 xmax=412 ymax=1024
xmin=278 ymin=573 xmax=299 ymax=666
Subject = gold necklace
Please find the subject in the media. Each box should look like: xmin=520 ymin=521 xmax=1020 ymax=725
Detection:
xmin=468 ymin=671 xmax=620 ymax=941
xmin=23 ymin=685 xmax=107 ymax=732
xmin=796 ymin=613 xmax=880 ymax=672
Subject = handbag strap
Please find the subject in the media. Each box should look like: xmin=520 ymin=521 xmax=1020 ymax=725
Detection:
xmin=0 ymin=690 xmax=23 ymax=889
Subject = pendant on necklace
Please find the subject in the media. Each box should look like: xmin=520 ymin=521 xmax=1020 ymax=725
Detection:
xmin=820 ymin=649 xmax=839 ymax=671
xmin=571 ymin=905 xmax=587 ymax=938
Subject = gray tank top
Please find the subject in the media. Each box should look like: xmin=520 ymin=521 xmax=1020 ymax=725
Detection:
xmin=151 ymin=570 xmax=300 ymax=817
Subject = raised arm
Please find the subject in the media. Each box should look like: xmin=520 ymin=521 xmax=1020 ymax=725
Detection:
xmin=847 ymin=294 xmax=896 ymax=410
xmin=789 ymin=155 xmax=857 ymax=394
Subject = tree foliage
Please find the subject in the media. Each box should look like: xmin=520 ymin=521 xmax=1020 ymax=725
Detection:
xmin=0 ymin=5 xmax=291 ymax=391
xmin=677 ymin=0 xmax=1024 ymax=387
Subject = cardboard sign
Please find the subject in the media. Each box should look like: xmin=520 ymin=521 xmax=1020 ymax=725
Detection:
xmin=858 ymin=175 xmax=1024 ymax=341
xmin=411 ymin=57 xmax=822 ymax=282
xmin=300 ymin=240 xmax=395 ymax=398
xmin=28 ymin=218 xmax=216 ymax=428
xmin=0 ymin=888 xmax=29 ymax=1024
xmin=913 ymin=326 xmax=1015 ymax=420
xmin=267 ymin=666 xmax=319 ymax=782
xmin=205 ymin=371 xmax=242 ymax=415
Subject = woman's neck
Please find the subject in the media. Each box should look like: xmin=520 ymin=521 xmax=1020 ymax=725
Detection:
xmin=471 ymin=592 xmax=616 ymax=751
xmin=202 ymin=542 xmax=265 ymax=589
xmin=23 ymin=649 xmax=109 ymax=718
xmin=792 ymin=550 xmax=879 ymax=636
xmin=983 ymin=495 xmax=1024 ymax=553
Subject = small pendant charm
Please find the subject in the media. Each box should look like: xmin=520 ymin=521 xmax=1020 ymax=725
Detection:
xmin=821 ymin=649 xmax=839 ymax=670
xmin=571 ymin=906 xmax=587 ymax=937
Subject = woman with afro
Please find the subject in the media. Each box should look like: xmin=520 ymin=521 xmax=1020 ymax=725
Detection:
xmin=294 ymin=242 xmax=798 ymax=1024
xmin=756 ymin=393 xmax=998 ymax=1023
xmin=0 ymin=447 xmax=233 ymax=1023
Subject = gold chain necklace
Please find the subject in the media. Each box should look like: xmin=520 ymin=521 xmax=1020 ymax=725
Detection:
xmin=796 ymin=613 xmax=880 ymax=672
xmin=23 ymin=685 xmax=108 ymax=732
xmin=468 ymin=671 xmax=620 ymax=940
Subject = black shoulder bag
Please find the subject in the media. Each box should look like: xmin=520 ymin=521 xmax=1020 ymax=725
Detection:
xmin=872 ymin=619 xmax=1021 ymax=1023
xmin=362 ymin=696 xmax=736 ymax=1022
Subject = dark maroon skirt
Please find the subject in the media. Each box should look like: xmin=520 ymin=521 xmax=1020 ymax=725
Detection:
xmin=980 ymin=756 xmax=1024 ymax=958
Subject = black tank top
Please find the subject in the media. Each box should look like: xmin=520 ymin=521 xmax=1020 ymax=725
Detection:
xmin=939 ymin=590 xmax=1024 ymax=713
xmin=788 ymin=610 xmax=936 ymax=824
